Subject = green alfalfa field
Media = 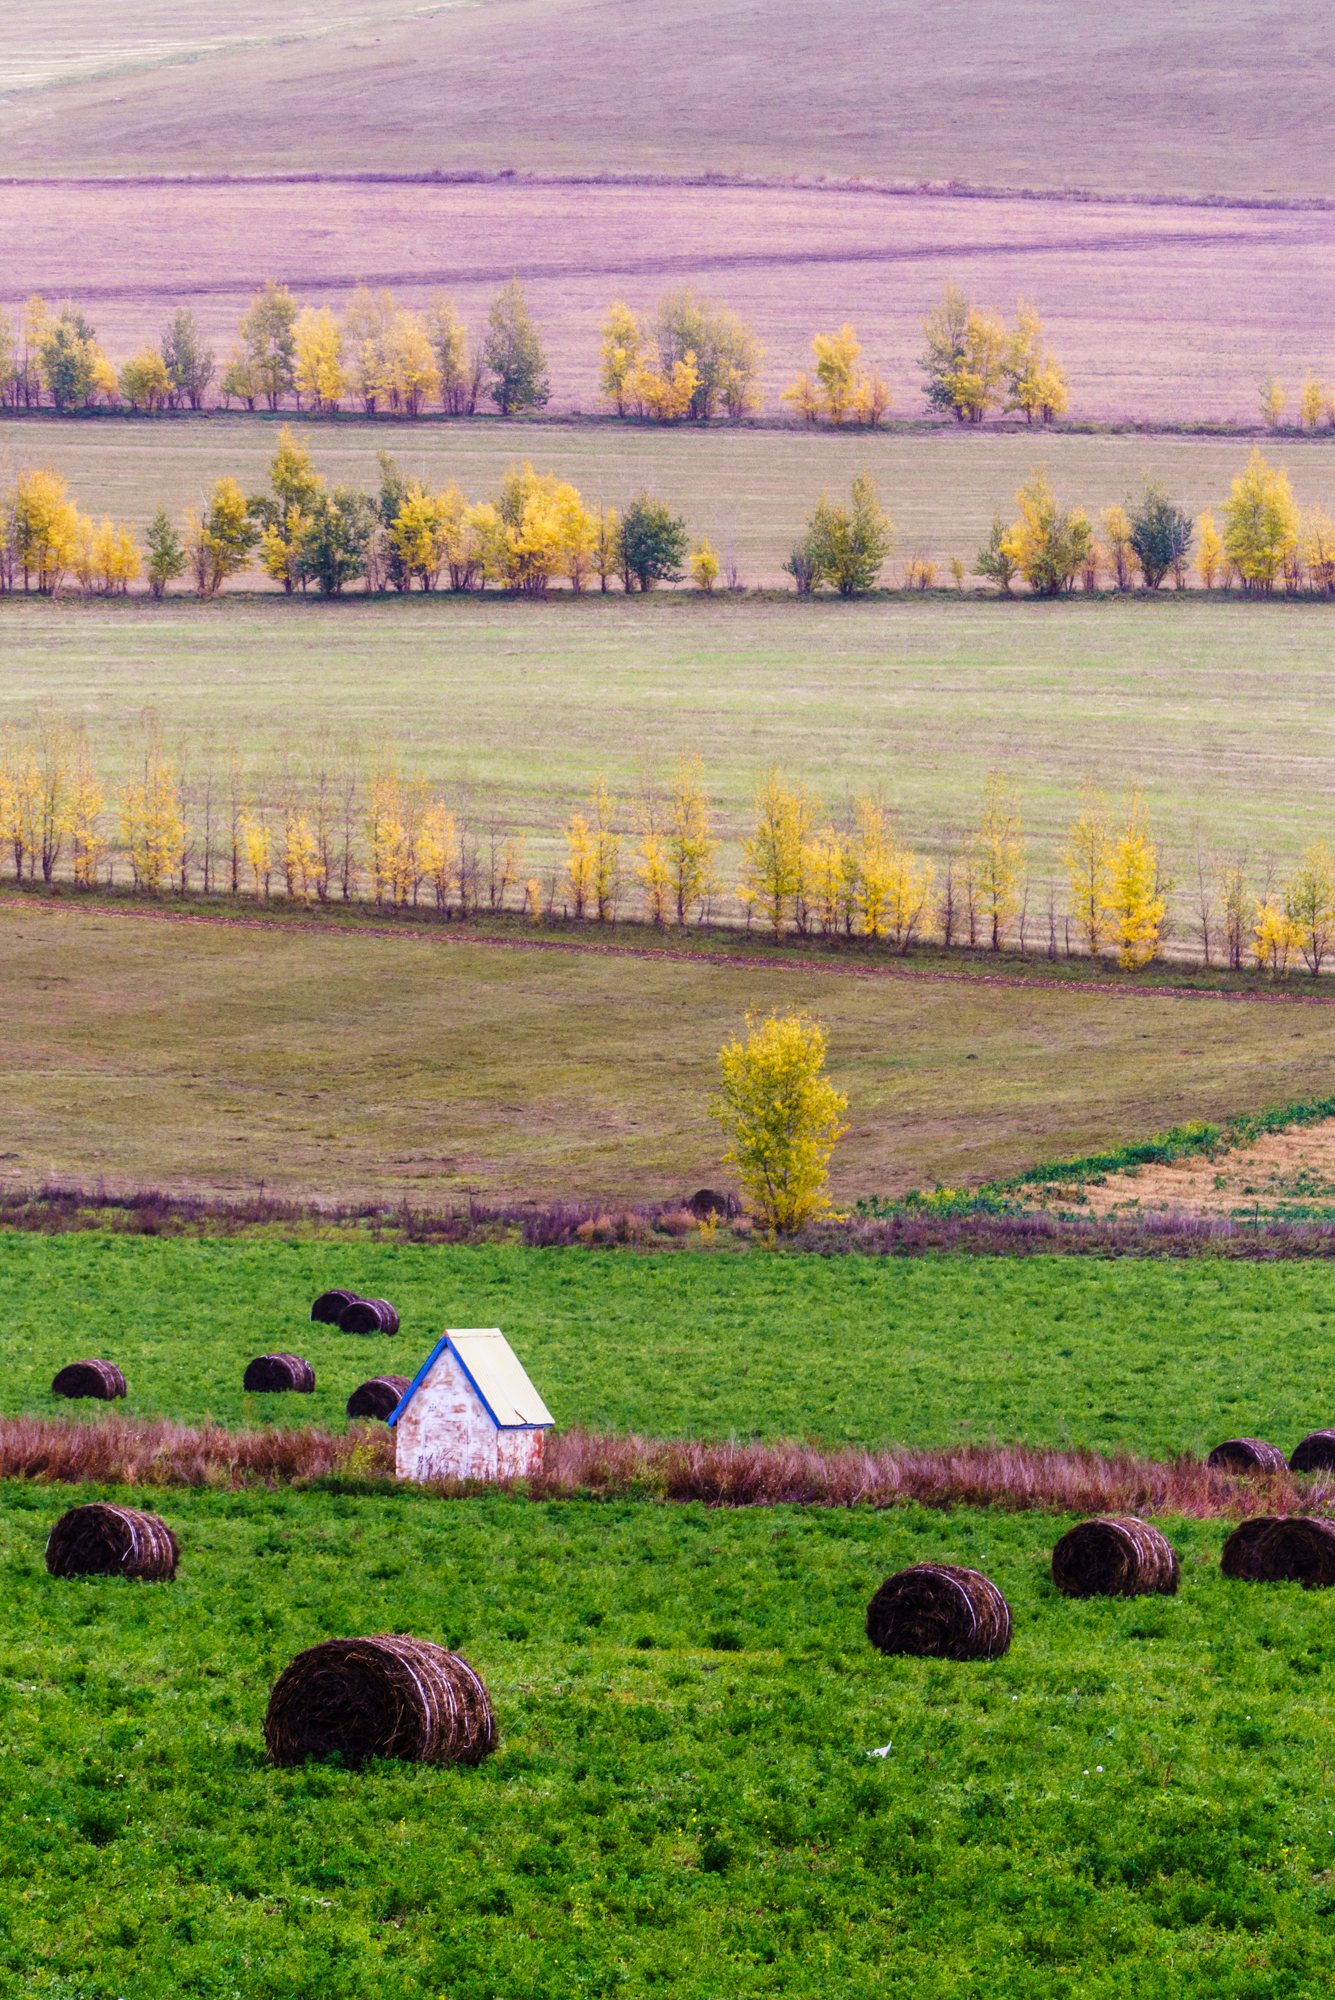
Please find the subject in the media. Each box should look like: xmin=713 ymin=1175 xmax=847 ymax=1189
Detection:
xmin=2 ymin=1233 xmax=1335 ymax=1996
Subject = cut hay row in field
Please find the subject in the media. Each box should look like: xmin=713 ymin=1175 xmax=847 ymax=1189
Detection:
xmin=5 ymin=902 xmax=1335 ymax=1206
xmin=2 ymin=0 xmax=1332 ymax=201
xmin=3 ymin=181 xmax=1335 ymax=422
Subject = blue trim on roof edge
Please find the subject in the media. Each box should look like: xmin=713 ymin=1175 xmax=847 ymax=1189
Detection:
xmin=385 ymin=1333 xmax=554 ymax=1432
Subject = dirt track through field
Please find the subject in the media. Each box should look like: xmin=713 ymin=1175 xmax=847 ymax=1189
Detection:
xmin=9 ymin=894 xmax=1334 ymax=1011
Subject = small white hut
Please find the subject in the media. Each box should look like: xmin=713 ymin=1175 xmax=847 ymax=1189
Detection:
xmin=387 ymin=1329 xmax=553 ymax=1483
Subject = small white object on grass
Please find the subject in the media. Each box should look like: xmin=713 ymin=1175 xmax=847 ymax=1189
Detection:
xmin=866 ymin=1744 xmax=892 ymax=1759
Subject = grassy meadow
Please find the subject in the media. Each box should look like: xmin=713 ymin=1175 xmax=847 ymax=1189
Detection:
xmin=1 ymin=0 xmax=1331 ymax=200
xmin=3 ymin=1482 xmax=1335 ymax=1998
xmin=8 ymin=903 xmax=1335 ymax=1203
xmin=7 ymin=1232 xmax=1335 ymax=1460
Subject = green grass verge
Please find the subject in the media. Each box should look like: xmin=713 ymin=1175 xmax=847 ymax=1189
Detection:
xmin=9 ymin=1233 xmax=1335 ymax=1460
xmin=3 ymin=1484 xmax=1333 ymax=1998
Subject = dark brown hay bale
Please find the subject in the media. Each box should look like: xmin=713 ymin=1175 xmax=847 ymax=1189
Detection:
xmin=46 ymin=1502 xmax=179 ymax=1581
xmin=685 ymin=1188 xmax=739 ymax=1220
xmin=51 ymin=1359 xmax=126 ymax=1401
xmin=1243 ymin=1516 xmax=1335 ymax=1588
xmin=1050 ymin=1516 xmax=1180 ymax=1598
xmin=1289 ymin=1430 xmax=1335 ymax=1473
xmin=337 ymin=1298 xmax=400 ymax=1336
xmin=243 ymin=1353 xmax=316 ymax=1393
xmin=311 ymin=1289 xmax=359 ymax=1324
xmin=865 ymin=1563 xmax=1011 ymax=1661
xmin=264 ymin=1633 xmax=496 ymax=1768
xmin=1220 ymin=1515 xmax=1279 ymax=1580
xmin=346 ymin=1376 xmax=412 ymax=1421
xmin=1207 ymin=1438 xmax=1288 ymax=1475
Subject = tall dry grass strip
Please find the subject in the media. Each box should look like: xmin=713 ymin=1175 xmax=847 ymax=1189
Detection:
xmin=51 ymin=1360 xmax=126 ymax=1401
xmin=264 ymin=1635 xmax=496 ymax=1769
xmin=1289 ymin=1431 xmax=1335 ymax=1473
xmin=5 ymin=1418 xmax=1335 ymax=1516
xmin=243 ymin=1354 xmax=316 ymax=1393
xmin=1050 ymin=1516 xmax=1180 ymax=1597
xmin=45 ymin=1502 xmax=179 ymax=1580
xmin=346 ymin=1376 xmax=411 ymax=1421
xmin=865 ymin=1564 xmax=1012 ymax=1661
xmin=1208 ymin=1438 xmax=1288 ymax=1475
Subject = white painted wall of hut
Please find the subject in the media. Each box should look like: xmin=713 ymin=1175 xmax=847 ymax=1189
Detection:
xmin=394 ymin=1344 xmax=546 ymax=1483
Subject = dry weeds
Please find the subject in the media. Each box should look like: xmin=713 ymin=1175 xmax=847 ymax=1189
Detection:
xmin=5 ymin=1415 xmax=1333 ymax=1521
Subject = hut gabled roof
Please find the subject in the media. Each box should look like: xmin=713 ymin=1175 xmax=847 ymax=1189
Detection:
xmin=386 ymin=1329 xmax=553 ymax=1431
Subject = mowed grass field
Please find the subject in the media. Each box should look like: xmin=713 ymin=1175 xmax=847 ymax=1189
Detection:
xmin=8 ymin=904 xmax=1335 ymax=1203
xmin=6 ymin=1483 xmax=1335 ymax=1999
xmin=4 ymin=184 xmax=1334 ymax=423
xmin=1 ymin=0 xmax=1332 ymax=203
xmin=9 ymin=1231 xmax=1335 ymax=1459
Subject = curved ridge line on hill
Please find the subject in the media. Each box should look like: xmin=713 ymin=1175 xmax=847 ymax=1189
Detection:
xmin=7 ymin=894 xmax=1334 ymax=1008
xmin=2 ymin=170 xmax=1333 ymax=217
xmin=4 ymin=225 xmax=1276 ymax=308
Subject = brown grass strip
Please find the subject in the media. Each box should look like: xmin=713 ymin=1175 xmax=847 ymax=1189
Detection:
xmin=4 ymin=1418 xmax=1335 ymax=1518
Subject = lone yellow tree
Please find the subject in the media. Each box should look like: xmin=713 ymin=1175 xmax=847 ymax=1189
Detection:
xmin=710 ymin=1010 xmax=848 ymax=1235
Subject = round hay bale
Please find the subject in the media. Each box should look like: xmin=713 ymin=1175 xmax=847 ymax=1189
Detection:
xmin=311 ymin=1289 xmax=359 ymax=1324
xmin=1050 ymin=1516 xmax=1180 ymax=1598
xmin=865 ymin=1563 xmax=1011 ymax=1661
xmin=1238 ymin=1516 xmax=1335 ymax=1588
xmin=337 ymin=1297 xmax=400 ymax=1336
xmin=1207 ymin=1437 xmax=1288 ymax=1475
xmin=1290 ymin=1430 xmax=1335 ymax=1474
xmin=1220 ymin=1515 xmax=1280 ymax=1580
xmin=685 ymin=1188 xmax=739 ymax=1221
xmin=243 ymin=1353 xmax=316 ymax=1393
xmin=46 ymin=1503 xmax=179 ymax=1581
xmin=50 ymin=1359 xmax=126 ymax=1401
xmin=264 ymin=1633 xmax=496 ymax=1768
xmin=346 ymin=1375 xmax=412 ymax=1421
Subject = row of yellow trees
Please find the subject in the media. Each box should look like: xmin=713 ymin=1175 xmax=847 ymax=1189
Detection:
xmin=9 ymin=720 xmax=1335 ymax=978
xmin=976 ymin=454 xmax=1335 ymax=598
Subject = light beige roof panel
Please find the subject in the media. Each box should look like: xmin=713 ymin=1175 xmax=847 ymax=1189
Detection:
xmin=448 ymin=1328 xmax=554 ymax=1428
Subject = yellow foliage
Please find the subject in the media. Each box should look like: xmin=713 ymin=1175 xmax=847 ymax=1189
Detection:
xmin=1102 ymin=792 xmax=1165 ymax=969
xmin=294 ymin=307 xmax=346 ymax=413
xmin=630 ymin=351 xmax=699 ymax=422
xmin=118 ymin=346 xmax=171 ymax=413
xmin=1300 ymin=372 xmax=1324 ymax=430
xmin=974 ymin=773 xmax=1025 ymax=950
xmin=782 ymin=372 xmax=822 ymax=424
xmin=119 ymin=722 xmax=183 ymax=894
xmin=1253 ymin=899 xmax=1300 ymax=976
xmin=710 ymin=1010 xmax=848 ymax=1235
xmin=1302 ymin=506 xmax=1335 ymax=595
xmin=1195 ymin=509 xmax=1223 ymax=589
xmin=599 ymin=302 xmax=642 ymax=415
xmin=740 ymin=771 xmax=818 ymax=940
xmin=1063 ymin=789 xmax=1115 ymax=959
xmin=689 ymin=536 xmax=720 ymax=592
xmin=1222 ymin=449 xmax=1300 ymax=595
xmin=1259 ymin=376 xmax=1286 ymax=427
xmin=12 ymin=467 xmax=81 ymax=594
xmin=1101 ymin=504 xmax=1134 ymax=590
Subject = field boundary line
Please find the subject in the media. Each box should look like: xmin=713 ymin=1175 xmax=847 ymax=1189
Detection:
xmin=3 ymin=170 xmax=1333 ymax=217
xmin=10 ymin=895 xmax=1335 ymax=1009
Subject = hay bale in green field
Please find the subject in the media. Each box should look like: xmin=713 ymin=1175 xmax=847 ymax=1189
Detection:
xmin=1208 ymin=1438 xmax=1287 ymax=1475
xmin=1223 ymin=1515 xmax=1335 ymax=1587
xmin=243 ymin=1353 xmax=315 ymax=1393
xmin=1289 ymin=1430 xmax=1335 ymax=1473
xmin=46 ymin=1502 xmax=178 ymax=1581
xmin=1051 ymin=1516 xmax=1180 ymax=1598
xmin=865 ymin=1563 xmax=1011 ymax=1660
xmin=264 ymin=1634 xmax=495 ymax=1768
xmin=51 ymin=1359 xmax=125 ymax=1400
xmin=346 ymin=1375 xmax=411 ymax=1420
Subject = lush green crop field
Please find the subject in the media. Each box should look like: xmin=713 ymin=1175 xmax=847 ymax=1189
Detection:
xmin=2 ymin=1482 xmax=1333 ymax=1998
xmin=8 ymin=1232 xmax=1335 ymax=1461
xmin=9 ymin=902 xmax=1335 ymax=1205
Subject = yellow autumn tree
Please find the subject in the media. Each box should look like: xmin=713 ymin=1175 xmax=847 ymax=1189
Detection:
xmin=1195 ymin=509 xmax=1224 ymax=588
xmin=740 ymin=771 xmax=817 ymax=940
xmin=710 ymin=1010 xmax=848 ymax=1235
xmin=1284 ymin=844 xmax=1335 ymax=975
xmin=119 ymin=721 xmax=183 ymax=894
xmin=1222 ymin=449 xmax=1300 ymax=595
xmin=294 ymin=307 xmax=346 ymax=414
xmin=1300 ymin=372 xmax=1325 ymax=430
xmin=599 ymin=302 xmax=643 ymax=416
xmin=974 ymin=773 xmax=1025 ymax=950
xmin=1254 ymin=900 xmax=1299 ymax=976
xmin=1102 ymin=793 xmax=1166 ymax=969
xmin=1063 ymin=788 xmax=1115 ymax=958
